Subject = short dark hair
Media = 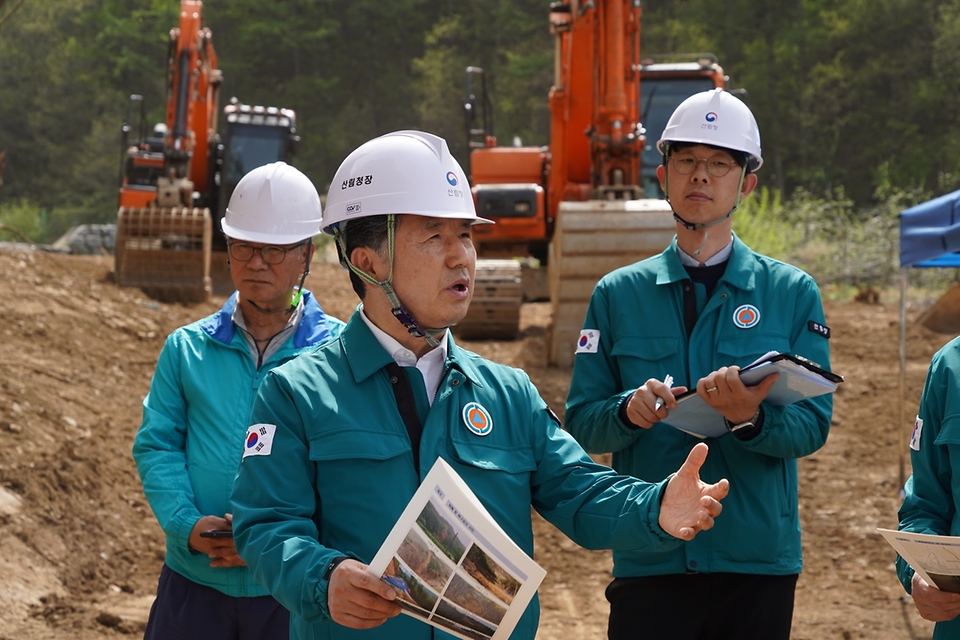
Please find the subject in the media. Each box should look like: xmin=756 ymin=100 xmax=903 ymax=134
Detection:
xmin=338 ymin=215 xmax=391 ymax=299
xmin=662 ymin=142 xmax=748 ymax=171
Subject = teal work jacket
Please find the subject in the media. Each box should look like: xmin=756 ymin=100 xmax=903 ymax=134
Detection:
xmin=566 ymin=235 xmax=832 ymax=578
xmin=132 ymin=291 xmax=344 ymax=597
xmin=231 ymin=308 xmax=684 ymax=640
xmin=898 ymin=336 xmax=960 ymax=639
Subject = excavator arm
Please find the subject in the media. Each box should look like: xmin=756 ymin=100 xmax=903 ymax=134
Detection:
xmin=114 ymin=0 xmax=221 ymax=303
xmin=164 ymin=0 xmax=221 ymax=198
xmin=114 ymin=0 xmax=300 ymax=303
xmin=461 ymin=1 xmax=725 ymax=365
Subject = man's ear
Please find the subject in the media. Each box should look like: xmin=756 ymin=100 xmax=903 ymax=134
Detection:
xmin=302 ymin=241 xmax=315 ymax=269
xmin=350 ymin=245 xmax=387 ymax=281
xmin=740 ymin=172 xmax=759 ymax=199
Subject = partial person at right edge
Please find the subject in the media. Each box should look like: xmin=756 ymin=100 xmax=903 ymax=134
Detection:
xmin=565 ymin=89 xmax=833 ymax=640
xmin=897 ymin=337 xmax=960 ymax=638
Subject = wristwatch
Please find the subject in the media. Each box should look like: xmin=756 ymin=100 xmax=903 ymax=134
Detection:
xmin=322 ymin=556 xmax=351 ymax=581
xmin=725 ymin=408 xmax=761 ymax=434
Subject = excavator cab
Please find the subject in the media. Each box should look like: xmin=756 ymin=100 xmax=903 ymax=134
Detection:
xmin=119 ymin=95 xmax=167 ymax=203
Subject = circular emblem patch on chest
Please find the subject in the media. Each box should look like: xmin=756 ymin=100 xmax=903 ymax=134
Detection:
xmin=462 ymin=402 xmax=493 ymax=437
xmin=732 ymin=304 xmax=760 ymax=329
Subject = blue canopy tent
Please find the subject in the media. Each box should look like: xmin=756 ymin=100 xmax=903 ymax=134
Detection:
xmin=897 ymin=190 xmax=960 ymax=488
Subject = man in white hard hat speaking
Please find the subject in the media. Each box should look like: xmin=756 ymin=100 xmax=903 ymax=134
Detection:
xmin=133 ymin=162 xmax=344 ymax=640
xmin=566 ymin=89 xmax=833 ymax=639
xmin=230 ymin=130 xmax=731 ymax=640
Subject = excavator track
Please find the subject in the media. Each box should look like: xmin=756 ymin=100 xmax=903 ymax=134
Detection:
xmin=456 ymin=259 xmax=524 ymax=340
xmin=115 ymin=206 xmax=212 ymax=303
xmin=548 ymin=199 xmax=675 ymax=367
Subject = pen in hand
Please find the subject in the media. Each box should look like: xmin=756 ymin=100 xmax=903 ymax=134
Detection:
xmin=654 ymin=374 xmax=674 ymax=411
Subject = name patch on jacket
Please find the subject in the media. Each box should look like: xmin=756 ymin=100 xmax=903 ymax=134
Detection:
xmin=576 ymin=329 xmax=600 ymax=354
xmin=808 ymin=320 xmax=831 ymax=339
xmin=243 ymin=423 xmax=276 ymax=458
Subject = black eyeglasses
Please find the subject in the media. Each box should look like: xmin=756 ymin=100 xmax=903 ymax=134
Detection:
xmin=670 ymin=154 xmax=737 ymax=178
xmin=227 ymin=241 xmax=305 ymax=265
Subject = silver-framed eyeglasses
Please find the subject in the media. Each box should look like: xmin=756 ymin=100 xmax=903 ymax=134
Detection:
xmin=227 ymin=241 xmax=305 ymax=265
xmin=670 ymin=154 xmax=737 ymax=177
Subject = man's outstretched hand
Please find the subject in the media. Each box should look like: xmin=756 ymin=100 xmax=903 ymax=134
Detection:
xmin=659 ymin=443 xmax=729 ymax=540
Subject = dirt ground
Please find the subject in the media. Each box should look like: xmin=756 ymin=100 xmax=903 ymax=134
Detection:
xmin=0 ymin=245 xmax=951 ymax=639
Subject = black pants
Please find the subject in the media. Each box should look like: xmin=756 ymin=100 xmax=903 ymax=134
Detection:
xmin=606 ymin=573 xmax=798 ymax=640
xmin=143 ymin=564 xmax=290 ymax=640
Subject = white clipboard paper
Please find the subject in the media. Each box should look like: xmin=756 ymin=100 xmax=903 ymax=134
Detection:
xmin=879 ymin=528 xmax=960 ymax=594
xmin=367 ymin=457 xmax=546 ymax=640
xmin=661 ymin=351 xmax=843 ymax=439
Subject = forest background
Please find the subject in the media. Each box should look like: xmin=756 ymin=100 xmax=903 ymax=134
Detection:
xmin=2 ymin=0 xmax=960 ymax=292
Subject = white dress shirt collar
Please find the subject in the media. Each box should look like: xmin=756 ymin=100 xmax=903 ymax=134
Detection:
xmin=677 ymin=236 xmax=734 ymax=267
xmin=359 ymin=305 xmax=448 ymax=405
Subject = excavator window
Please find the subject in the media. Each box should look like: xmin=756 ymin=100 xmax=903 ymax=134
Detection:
xmin=223 ymin=124 xmax=288 ymax=186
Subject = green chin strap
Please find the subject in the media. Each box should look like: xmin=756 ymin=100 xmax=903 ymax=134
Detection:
xmin=333 ymin=215 xmax=441 ymax=349
xmin=289 ymin=239 xmax=313 ymax=309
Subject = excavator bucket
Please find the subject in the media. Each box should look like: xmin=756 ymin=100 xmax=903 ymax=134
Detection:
xmin=114 ymin=206 xmax=212 ymax=303
xmin=455 ymin=259 xmax=524 ymax=340
xmin=548 ymin=199 xmax=675 ymax=367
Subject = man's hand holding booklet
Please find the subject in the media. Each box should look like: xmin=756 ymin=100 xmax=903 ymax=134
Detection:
xmin=366 ymin=458 xmax=546 ymax=640
xmin=662 ymin=351 xmax=843 ymax=438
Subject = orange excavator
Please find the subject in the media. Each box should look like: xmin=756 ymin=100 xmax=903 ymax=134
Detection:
xmin=459 ymin=1 xmax=725 ymax=366
xmin=115 ymin=0 xmax=299 ymax=302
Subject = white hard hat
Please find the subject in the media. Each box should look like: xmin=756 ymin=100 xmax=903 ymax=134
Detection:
xmin=221 ymin=162 xmax=322 ymax=244
xmin=656 ymin=88 xmax=763 ymax=172
xmin=322 ymin=130 xmax=491 ymax=235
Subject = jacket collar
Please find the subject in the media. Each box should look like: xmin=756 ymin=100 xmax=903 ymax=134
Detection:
xmin=656 ymin=233 xmax=756 ymax=292
xmin=341 ymin=307 xmax=484 ymax=388
xmin=201 ymin=290 xmax=332 ymax=348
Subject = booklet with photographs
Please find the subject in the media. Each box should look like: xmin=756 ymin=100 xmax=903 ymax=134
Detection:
xmin=367 ymin=457 xmax=546 ymax=640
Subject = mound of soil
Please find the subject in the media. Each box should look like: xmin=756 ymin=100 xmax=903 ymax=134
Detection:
xmin=0 ymin=246 xmax=949 ymax=639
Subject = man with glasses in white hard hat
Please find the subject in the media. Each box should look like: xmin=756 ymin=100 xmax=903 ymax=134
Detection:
xmin=566 ymin=89 xmax=832 ymax=639
xmin=229 ymin=130 xmax=731 ymax=640
xmin=133 ymin=162 xmax=344 ymax=640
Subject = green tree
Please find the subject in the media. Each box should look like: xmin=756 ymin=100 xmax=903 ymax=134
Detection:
xmin=412 ymin=1 xmax=552 ymax=170
xmin=0 ymin=0 xmax=175 ymax=234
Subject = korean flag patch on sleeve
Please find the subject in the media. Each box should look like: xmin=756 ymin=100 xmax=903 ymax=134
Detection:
xmin=575 ymin=329 xmax=600 ymax=354
xmin=243 ymin=423 xmax=277 ymax=458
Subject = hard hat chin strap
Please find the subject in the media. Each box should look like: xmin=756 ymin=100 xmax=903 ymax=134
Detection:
xmin=289 ymin=240 xmax=313 ymax=309
xmin=334 ymin=216 xmax=440 ymax=348
xmin=664 ymin=163 xmax=747 ymax=257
